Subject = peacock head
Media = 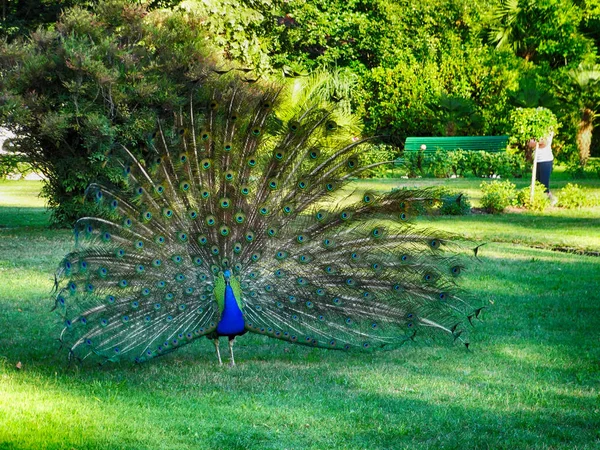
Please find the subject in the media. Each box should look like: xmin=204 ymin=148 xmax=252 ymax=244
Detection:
xmin=223 ymin=270 xmax=231 ymax=282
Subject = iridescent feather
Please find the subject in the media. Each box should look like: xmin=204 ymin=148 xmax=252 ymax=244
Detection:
xmin=54 ymin=82 xmax=476 ymax=364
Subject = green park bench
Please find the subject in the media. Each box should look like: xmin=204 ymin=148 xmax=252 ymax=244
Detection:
xmin=395 ymin=135 xmax=509 ymax=166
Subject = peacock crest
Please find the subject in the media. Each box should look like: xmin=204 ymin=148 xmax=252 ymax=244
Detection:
xmin=53 ymin=81 xmax=477 ymax=365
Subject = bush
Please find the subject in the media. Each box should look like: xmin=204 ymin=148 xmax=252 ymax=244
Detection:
xmin=448 ymin=150 xmax=468 ymax=177
xmin=515 ymin=181 xmax=550 ymax=211
xmin=399 ymin=149 xmax=526 ymax=179
xmin=565 ymin=159 xmax=600 ymax=179
xmin=480 ymin=180 xmax=516 ymax=213
xmin=439 ymin=192 xmax=471 ymax=215
xmin=359 ymin=144 xmax=400 ymax=178
xmin=509 ymin=107 xmax=559 ymax=146
xmin=0 ymin=152 xmax=32 ymax=179
xmin=591 ymin=160 xmax=600 ymax=179
xmin=468 ymin=151 xmax=495 ymax=177
xmin=557 ymin=183 xmax=595 ymax=208
xmin=402 ymin=150 xmax=427 ymax=178
xmin=0 ymin=0 xmax=220 ymax=224
xmin=494 ymin=151 xmax=527 ymax=178
xmin=427 ymin=150 xmax=454 ymax=178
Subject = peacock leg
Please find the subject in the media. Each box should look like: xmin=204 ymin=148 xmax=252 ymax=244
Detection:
xmin=213 ymin=338 xmax=223 ymax=365
xmin=228 ymin=337 xmax=236 ymax=367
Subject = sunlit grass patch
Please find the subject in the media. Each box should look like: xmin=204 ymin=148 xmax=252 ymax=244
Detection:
xmin=0 ymin=180 xmax=50 ymax=228
xmin=0 ymin=178 xmax=599 ymax=449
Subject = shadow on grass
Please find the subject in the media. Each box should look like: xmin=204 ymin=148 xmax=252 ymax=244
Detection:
xmin=1 ymin=185 xmax=600 ymax=448
xmin=1 ymin=242 xmax=599 ymax=448
xmin=1 ymin=339 xmax=597 ymax=449
xmin=0 ymin=205 xmax=51 ymax=228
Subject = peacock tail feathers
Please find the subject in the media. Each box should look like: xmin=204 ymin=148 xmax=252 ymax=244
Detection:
xmin=54 ymin=81 xmax=477 ymax=364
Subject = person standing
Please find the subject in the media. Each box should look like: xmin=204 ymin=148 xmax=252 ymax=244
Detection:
xmin=529 ymin=131 xmax=556 ymax=202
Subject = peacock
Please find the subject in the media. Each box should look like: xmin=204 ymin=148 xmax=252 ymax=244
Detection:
xmin=53 ymin=80 xmax=479 ymax=366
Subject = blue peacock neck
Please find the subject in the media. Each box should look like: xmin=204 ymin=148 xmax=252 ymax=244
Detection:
xmin=216 ymin=271 xmax=246 ymax=337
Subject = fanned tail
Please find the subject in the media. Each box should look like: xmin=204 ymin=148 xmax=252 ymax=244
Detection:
xmin=54 ymin=79 xmax=476 ymax=363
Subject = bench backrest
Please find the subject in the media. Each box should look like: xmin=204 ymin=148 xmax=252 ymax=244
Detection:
xmin=404 ymin=136 xmax=509 ymax=153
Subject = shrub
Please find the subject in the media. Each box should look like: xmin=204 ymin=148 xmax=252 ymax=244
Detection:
xmin=448 ymin=150 xmax=468 ymax=177
xmin=509 ymin=152 xmax=527 ymax=178
xmin=493 ymin=151 xmax=526 ymax=178
xmin=427 ymin=150 xmax=454 ymax=178
xmin=514 ymin=181 xmax=550 ymax=211
xmin=566 ymin=159 xmax=600 ymax=179
xmin=402 ymin=150 xmax=427 ymax=178
xmin=509 ymin=107 xmax=559 ymax=147
xmin=0 ymin=0 xmax=221 ymax=224
xmin=399 ymin=149 xmax=527 ymax=180
xmin=591 ymin=160 xmax=600 ymax=179
xmin=467 ymin=151 xmax=496 ymax=177
xmin=0 ymin=151 xmax=32 ymax=179
xmin=480 ymin=180 xmax=516 ymax=213
xmin=439 ymin=191 xmax=471 ymax=215
xmin=359 ymin=144 xmax=400 ymax=178
xmin=557 ymin=183 xmax=594 ymax=208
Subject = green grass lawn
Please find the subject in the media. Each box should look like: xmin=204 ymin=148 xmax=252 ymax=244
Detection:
xmin=0 ymin=180 xmax=51 ymax=228
xmin=0 ymin=179 xmax=599 ymax=449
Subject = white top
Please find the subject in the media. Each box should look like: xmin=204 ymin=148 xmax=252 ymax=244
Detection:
xmin=536 ymin=132 xmax=554 ymax=162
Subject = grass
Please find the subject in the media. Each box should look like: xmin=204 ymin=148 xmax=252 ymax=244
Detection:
xmin=350 ymin=165 xmax=600 ymax=252
xmin=0 ymin=180 xmax=51 ymax=228
xmin=0 ymin=178 xmax=599 ymax=449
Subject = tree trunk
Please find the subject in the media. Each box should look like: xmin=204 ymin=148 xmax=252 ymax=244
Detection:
xmin=445 ymin=120 xmax=456 ymax=136
xmin=576 ymin=108 xmax=594 ymax=166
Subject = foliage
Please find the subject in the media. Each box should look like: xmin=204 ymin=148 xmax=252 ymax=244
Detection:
xmin=358 ymin=144 xmax=399 ymax=178
xmin=480 ymin=179 xmax=516 ymax=213
xmin=514 ymin=181 xmax=550 ymax=211
xmin=0 ymin=0 xmax=81 ymax=39
xmin=425 ymin=150 xmax=452 ymax=179
xmin=401 ymin=149 xmax=427 ymax=178
xmin=0 ymin=152 xmax=32 ymax=179
xmin=589 ymin=159 xmax=600 ymax=178
xmin=509 ymin=107 xmax=559 ymax=143
xmin=487 ymin=0 xmax=594 ymax=67
xmin=438 ymin=191 xmax=472 ymax=215
xmin=565 ymin=158 xmax=600 ymax=178
xmin=0 ymin=0 xmax=223 ymax=224
xmin=399 ymin=150 xmax=526 ymax=179
xmin=356 ymin=47 xmax=521 ymax=143
xmin=467 ymin=151 xmax=498 ymax=178
xmin=498 ymin=151 xmax=528 ymax=178
xmin=557 ymin=183 xmax=596 ymax=208
xmin=567 ymin=64 xmax=600 ymax=165
xmin=0 ymin=0 xmax=183 ymax=39
xmin=433 ymin=94 xmax=483 ymax=137
xmin=188 ymin=0 xmax=596 ymax=163
xmin=468 ymin=151 xmax=526 ymax=178
xmin=447 ymin=150 xmax=469 ymax=177
xmin=185 ymin=0 xmax=525 ymax=143
xmin=1 ymin=0 xmax=600 ymax=219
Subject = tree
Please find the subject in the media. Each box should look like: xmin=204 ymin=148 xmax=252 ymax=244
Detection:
xmin=509 ymin=107 xmax=558 ymax=201
xmin=0 ymin=0 xmax=221 ymax=224
xmin=568 ymin=64 xmax=600 ymax=165
xmin=487 ymin=0 xmax=593 ymax=68
xmin=0 ymin=0 xmax=180 ymax=39
xmin=434 ymin=94 xmax=483 ymax=137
